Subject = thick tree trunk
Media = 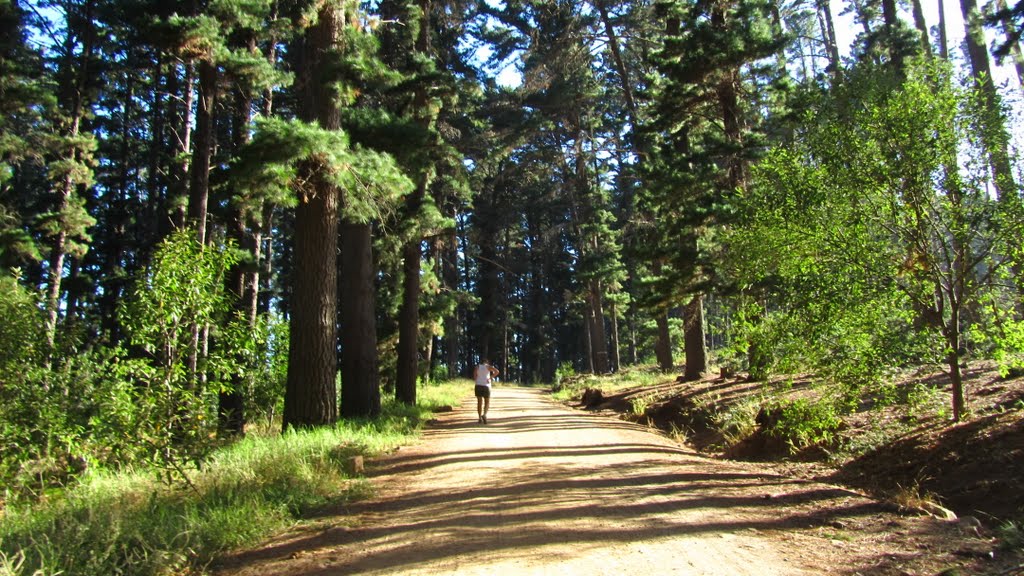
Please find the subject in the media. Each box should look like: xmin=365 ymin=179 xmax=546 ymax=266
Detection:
xmin=683 ymin=295 xmax=707 ymax=381
xmin=284 ymin=162 xmax=340 ymax=427
xmin=589 ymin=278 xmax=609 ymax=373
xmin=340 ymin=222 xmax=381 ymax=418
xmin=189 ymin=59 xmax=216 ymax=245
xmin=283 ymin=1 xmax=344 ymax=429
xmin=654 ymin=311 xmax=673 ymax=371
xmin=396 ymin=236 xmax=422 ymax=404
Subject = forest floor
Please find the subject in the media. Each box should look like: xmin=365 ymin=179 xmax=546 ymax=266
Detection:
xmin=212 ymin=384 xmax=1022 ymax=576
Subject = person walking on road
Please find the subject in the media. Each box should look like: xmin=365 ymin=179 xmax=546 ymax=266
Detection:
xmin=474 ymin=358 xmax=499 ymax=424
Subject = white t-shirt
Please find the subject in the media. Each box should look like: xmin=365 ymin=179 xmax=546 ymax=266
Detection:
xmin=475 ymin=364 xmax=492 ymax=387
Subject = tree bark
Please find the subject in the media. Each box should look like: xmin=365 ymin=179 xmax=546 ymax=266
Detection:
xmin=911 ymin=0 xmax=933 ymax=57
xmin=220 ymin=57 xmax=258 ymax=436
xmin=815 ymin=0 xmax=842 ymax=77
xmin=683 ymin=294 xmax=707 ymax=380
xmin=938 ymin=0 xmax=950 ymax=59
xmin=283 ymin=0 xmax=344 ymax=429
xmin=609 ymin=300 xmax=621 ymax=372
xmin=189 ymin=58 xmax=216 ymax=245
xmin=589 ymin=278 xmax=609 ymax=373
xmin=340 ymin=222 xmax=381 ymax=418
xmin=654 ymin=311 xmax=673 ymax=371
xmin=959 ymin=0 xmax=1018 ymax=198
xmin=396 ymin=0 xmax=434 ymax=404
xmin=396 ymin=235 xmax=423 ymax=404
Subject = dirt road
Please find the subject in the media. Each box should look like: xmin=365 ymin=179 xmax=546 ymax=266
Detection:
xmin=214 ymin=387 xmax=991 ymax=575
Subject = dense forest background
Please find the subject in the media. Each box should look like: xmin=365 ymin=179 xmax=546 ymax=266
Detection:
xmin=2 ymin=0 xmax=1024 ymax=498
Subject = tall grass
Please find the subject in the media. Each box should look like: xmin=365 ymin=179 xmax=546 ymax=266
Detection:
xmin=550 ymin=365 xmax=671 ymax=402
xmin=0 ymin=380 xmax=466 ymax=576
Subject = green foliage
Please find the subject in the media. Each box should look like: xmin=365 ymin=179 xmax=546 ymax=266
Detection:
xmin=629 ymin=394 xmax=654 ymax=416
xmin=0 ymin=381 xmax=465 ymax=576
xmin=765 ymin=398 xmax=843 ymax=451
xmin=904 ymin=382 xmax=947 ymax=421
xmin=115 ymin=231 xmax=240 ymax=474
xmin=0 ymin=272 xmax=43 ymax=368
xmin=999 ymin=520 xmax=1024 ymax=553
xmin=554 ymin=362 xmax=576 ymax=390
xmin=720 ymin=59 xmax=1016 ymax=420
xmin=231 ymin=117 xmax=411 ymax=224
xmin=971 ymin=292 xmax=1024 ymax=378
xmin=713 ymin=396 xmax=762 ymax=446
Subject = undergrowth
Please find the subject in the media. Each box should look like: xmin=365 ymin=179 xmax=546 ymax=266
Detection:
xmin=551 ymin=364 xmax=670 ymax=402
xmin=0 ymin=380 xmax=465 ymax=576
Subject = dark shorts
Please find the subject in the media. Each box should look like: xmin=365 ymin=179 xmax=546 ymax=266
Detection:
xmin=474 ymin=385 xmax=491 ymax=399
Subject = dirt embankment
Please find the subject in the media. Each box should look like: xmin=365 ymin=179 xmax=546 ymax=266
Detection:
xmin=572 ymin=363 xmax=1024 ymax=527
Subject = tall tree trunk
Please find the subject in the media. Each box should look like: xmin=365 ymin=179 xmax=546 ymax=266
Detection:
xmin=583 ymin=305 xmax=595 ymax=373
xmin=185 ymin=57 xmax=216 ymax=387
xmin=815 ymin=0 xmax=842 ymax=76
xmin=597 ymin=0 xmax=636 ymax=112
xmin=220 ymin=58 xmax=257 ymax=436
xmin=938 ymin=0 xmax=950 ymax=59
xmin=45 ymin=0 xmax=96 ymax=355
xmin=283 ymin=0 xmax=344 ymax=429
xmin=443 ymin=227 xmax=459 ymax=379
xmin=609 ymin=300 xmax=621 ymax=372
xmin=683 ymin=295 xmax=707 ymax=380
xmin=911 ymin=0 xmax=933 ymax=56
xmin=169 ymin=62 xmax=194 ymax=232
xmin=189 ymin=59 xmax=216 ymax=245
xmin=589 ymin=278 xmax=609 ymax=373
xmin=397 ymin=235 xmax=423 ymax=404
xmin=880 ymin=0 xmax=906 ymax=72
xmin=654 ymin=310 xmax=673 ymax=371
xmin=340 ymin=222 xmax=381 ymax=418
xmin=395 ymin=0 xmax=434 ymax=405
xmin=959 ymin=0 xmax=1018 ymax=198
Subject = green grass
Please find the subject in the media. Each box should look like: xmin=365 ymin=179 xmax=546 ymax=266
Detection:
xmin=0 ymin=380 xmax=466 ymax=576
xmin=550 ymin=364 xmax=671 ymax=402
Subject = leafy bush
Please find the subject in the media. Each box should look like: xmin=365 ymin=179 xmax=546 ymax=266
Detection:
xmin=765 ymin=398 xmax=843 ymax=451
xmin=553 ymin=361 xmax=575 ymax=391
xmin=971 ymin=292 xmax=1024 ymax=379
xmin=118 ymin=231 xmax=239 ymax=477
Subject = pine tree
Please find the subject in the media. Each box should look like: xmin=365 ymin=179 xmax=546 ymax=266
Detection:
xmin=642 ymin=0 xmax=787 ymax=379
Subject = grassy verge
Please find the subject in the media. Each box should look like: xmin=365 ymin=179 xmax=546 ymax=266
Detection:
xmin=0 ymin=380 xmax=465 ymax=576
xmin=550 ymin=365 xmax=672 ymax=402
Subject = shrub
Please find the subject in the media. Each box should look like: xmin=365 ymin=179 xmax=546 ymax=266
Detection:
xmin=765 ymin=398 xmax=843 ymax=451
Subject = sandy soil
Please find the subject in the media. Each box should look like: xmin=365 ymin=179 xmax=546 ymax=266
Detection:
xmin=212 ymin=387 xmax=1009 ymax=576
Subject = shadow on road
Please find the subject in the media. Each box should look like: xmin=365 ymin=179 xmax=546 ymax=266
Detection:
xmin=214 ymin=389 xmax=901 ymax=575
